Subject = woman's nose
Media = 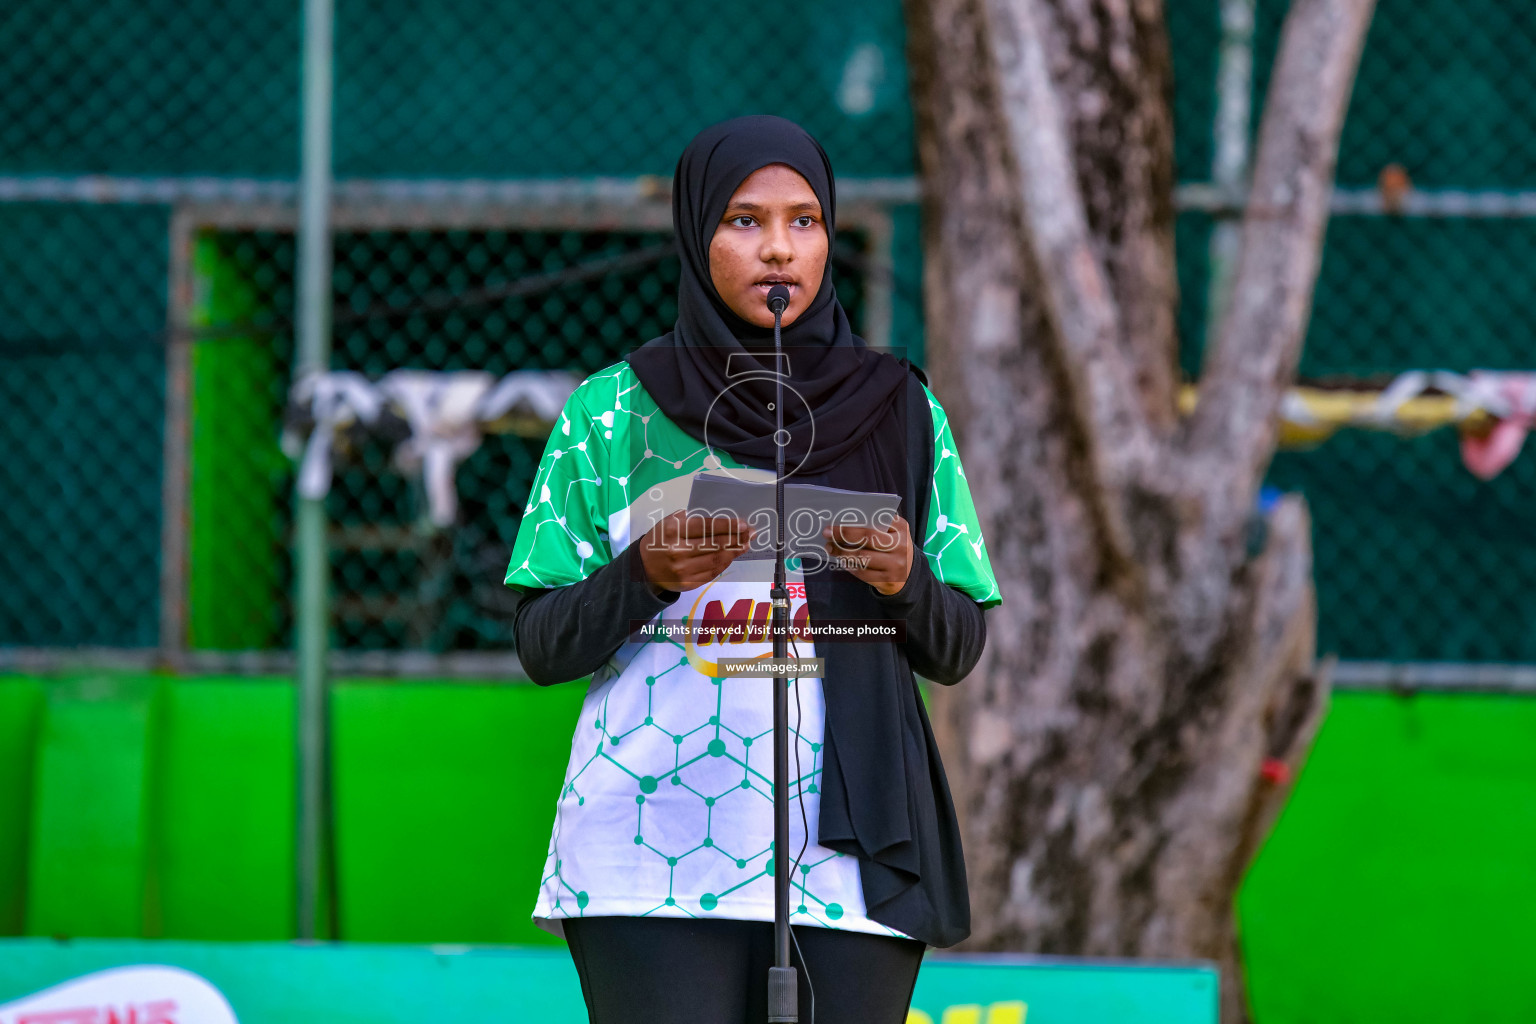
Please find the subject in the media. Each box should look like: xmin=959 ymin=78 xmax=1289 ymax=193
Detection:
xmin=760 ymin=224 xmax=794 ymax=263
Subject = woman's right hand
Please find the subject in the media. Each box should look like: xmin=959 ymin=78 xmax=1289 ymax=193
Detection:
xmin=636 ymin=510 xmax=756 ymax=595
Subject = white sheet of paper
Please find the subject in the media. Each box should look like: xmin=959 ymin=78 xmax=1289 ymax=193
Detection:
xmin=686 ymin=471 xmax=899 ymax=561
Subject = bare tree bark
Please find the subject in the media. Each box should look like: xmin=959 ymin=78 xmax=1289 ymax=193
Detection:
xmin=905 ymin=0 xmax=1376 ymax=1019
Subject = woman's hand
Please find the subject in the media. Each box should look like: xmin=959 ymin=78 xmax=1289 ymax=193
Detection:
xmin=823 ymin=514 xmax=913 ymax=596
xmin=636 ymin=510 xmax=757 ymax=595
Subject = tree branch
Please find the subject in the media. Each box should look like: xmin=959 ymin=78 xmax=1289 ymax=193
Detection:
xmin=980 ymin=0 xmax=1160 ymax=565
xmin=1186 ymin=0 xmax=1377 ymax=518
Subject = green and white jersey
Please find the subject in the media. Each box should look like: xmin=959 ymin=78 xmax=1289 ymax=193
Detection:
xmin=506 ymin=361 xmax=999 ymax=939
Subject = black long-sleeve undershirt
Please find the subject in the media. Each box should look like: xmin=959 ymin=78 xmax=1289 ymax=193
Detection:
xmin=510 ymin=540 xmax=987 ymax=687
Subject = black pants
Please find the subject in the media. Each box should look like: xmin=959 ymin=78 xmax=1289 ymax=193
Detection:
xmin=563 ymin=916 xmax=926 ymax=1024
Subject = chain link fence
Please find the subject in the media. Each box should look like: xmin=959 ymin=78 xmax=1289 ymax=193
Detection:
xmin=2 ymin=0 xmax=1534 ymax=665
xmin=173 ymin=222 xmax=874 ymax=654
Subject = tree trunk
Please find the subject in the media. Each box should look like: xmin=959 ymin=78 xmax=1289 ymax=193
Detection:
xmin=903 ymin=0 xmax=1375 ymax=1019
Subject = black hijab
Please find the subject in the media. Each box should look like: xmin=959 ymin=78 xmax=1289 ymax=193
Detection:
xmin=623 ymin=114 xmax=909 ymax=479
xmin=624 ymin=116 xmax=972 ymax=948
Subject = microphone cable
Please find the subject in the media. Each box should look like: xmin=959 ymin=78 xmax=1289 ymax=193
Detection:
xmin=785 ymin=626 xmax=815 ymax=1024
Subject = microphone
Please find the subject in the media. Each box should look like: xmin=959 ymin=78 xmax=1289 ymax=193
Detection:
xmin=766 ymin=284 xmax=790 ymax=318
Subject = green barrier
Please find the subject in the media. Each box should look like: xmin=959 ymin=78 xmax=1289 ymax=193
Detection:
xmin=2 ymin=675 xmax=1535 ymax=1022
xmin=0 ymin=678 xmax=43 ymax=934
xmin=331 ymin=682 xmax=584 ymax=946
xmin=156 ymin=681 xmax=295 ymax=940
xmin=1238 ymin=691 xmax=1536 ymax=1023
xmin=0 ymin=939 xmax=1218 ymax=1023
xmin=24 ymin=675 xmax=164 ymax=938
xmin=0 ymin=673 xmax=584 ymax=946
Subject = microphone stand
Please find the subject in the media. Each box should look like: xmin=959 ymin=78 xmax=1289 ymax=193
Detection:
xmin=765 ymin=285 xmax=797 ymax=1024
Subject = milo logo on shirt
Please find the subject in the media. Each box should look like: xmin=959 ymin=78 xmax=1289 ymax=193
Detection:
xmin=688 ymin=581 xmax=812 ymax=643
xmin=676 ymin=577 xmax=814 ymax=678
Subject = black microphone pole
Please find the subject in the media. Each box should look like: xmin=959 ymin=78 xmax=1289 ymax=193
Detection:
xmin=764 ymin=283 xmax=797 ymax=1024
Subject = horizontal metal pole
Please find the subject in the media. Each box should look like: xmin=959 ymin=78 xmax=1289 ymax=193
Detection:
xmin=1177 ymin=182 xmax=1536 ymax=218
xmin=0 ymin=646 xmax=531 ymax=681
xmin=0 ymin=174 xmax=922 ymax=208
xmin=0 ymin=175 xmax=299 ymax=204
xmin=7 ymin=174 xmax=1536 ymax=219
xmin=1331 ymin=660 xmax=1536 ymax=694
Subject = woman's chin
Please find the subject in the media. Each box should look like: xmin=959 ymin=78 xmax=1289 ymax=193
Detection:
xmin=730 ymin=306 xmax=796 ymax=331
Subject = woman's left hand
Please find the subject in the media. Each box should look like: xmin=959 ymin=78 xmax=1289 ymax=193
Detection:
xmin=822 ymin=514 xmax=913 ymax=596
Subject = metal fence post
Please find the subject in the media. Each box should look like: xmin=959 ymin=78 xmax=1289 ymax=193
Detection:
xmin=1206 ymin=0 xmax=1256 ymax=337
xmin=295 ymin=0 xmax=336 ymax=942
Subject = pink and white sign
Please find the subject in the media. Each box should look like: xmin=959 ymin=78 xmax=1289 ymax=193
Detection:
xmin=0 ymin=965 xmax=238 ymax=1024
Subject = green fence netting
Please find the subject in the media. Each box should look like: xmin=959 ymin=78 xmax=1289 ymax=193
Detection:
xmin=180 ymin=226 xmax=878 ymax=653
xmin=2 ymin=0 xmax=1534 ymax=660
xmin=0 ymin=205 xmax=169 ymax=646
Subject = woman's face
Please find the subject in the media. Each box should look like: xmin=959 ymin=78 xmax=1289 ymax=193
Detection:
xmin=708 ymin=163 xmax=828 ymax=329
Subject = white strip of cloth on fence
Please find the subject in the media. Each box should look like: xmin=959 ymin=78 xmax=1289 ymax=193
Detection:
xmin=285 ymin=369 xmax=580 ymax=524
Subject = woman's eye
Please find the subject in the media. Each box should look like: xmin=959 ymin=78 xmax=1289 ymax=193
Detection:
xmin=794 ymin=216 xmax=816 ymax=228
xmin=729 ymin=215 xmax=756 ymax=228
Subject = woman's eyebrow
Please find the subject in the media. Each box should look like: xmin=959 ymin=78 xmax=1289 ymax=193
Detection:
xmin=724 ymin=200 xmax=823 ymax=215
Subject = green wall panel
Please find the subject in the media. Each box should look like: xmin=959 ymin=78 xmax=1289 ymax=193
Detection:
xmin=1239 ymin=692 xmax=1536 ymax=1024
xmin=186 ymin=235 xmax=287 ymax=651
xmin=0 ymin=679 xmax=44 ymax=934
xmin=24 ymin=675 xmax=164 ymax=938
xmin=5 ymin=674 xmax=1536 ymax=1022
xmin=331 ymin=681 xmax=586 ymax=946
xmin=155 ymin=679 xmax=296 ymax=939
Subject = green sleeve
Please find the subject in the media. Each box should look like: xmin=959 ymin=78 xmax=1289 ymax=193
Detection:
xmin=504 ymin=379 xmax=614 ymax=591
xmin=919 ymin=384 xmax=1002 ymax=609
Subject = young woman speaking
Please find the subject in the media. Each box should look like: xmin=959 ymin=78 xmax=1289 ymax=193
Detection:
xmin=506 ymin=115 xmax=1000 ymax=1024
